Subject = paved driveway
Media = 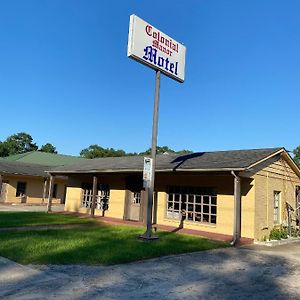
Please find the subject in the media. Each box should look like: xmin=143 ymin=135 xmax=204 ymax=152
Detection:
xmin=1 ymin=242 xmax=300 ymax=299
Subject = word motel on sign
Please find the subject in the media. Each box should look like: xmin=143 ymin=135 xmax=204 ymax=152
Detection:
xmin=143 ymin=46 xmax=178 ymax=76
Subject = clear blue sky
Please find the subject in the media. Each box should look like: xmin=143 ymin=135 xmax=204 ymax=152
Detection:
xmin=0 ymin=0 xmax=299 ymax=155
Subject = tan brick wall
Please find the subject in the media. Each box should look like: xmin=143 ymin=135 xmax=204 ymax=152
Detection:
xmin=254 ymin=158 xmax=300 ymax=240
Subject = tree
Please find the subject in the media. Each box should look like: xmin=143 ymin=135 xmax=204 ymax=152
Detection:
xmin=80 ymin=145 xmax=127 ymax=159
xmin=0 ymin=142 xmax=9 ymax=157
xmin=80 ymin=144 xmax=192 ymax=158
xmin=139 ymin=146 xmax=192 ymax=156
xmin=293 ymin=146 xmax=300 ymax=167
xmin=39 ymin=143 xmax=57 ymax=154
xmin=1 ymin=132 xmax=38 ymax=156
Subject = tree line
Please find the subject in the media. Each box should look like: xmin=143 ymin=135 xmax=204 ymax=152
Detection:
xmin=0 ymin=132 xmax=192 ymax=159
xmin=1 ymin=132 xmax=300 ymax=166
xmin=0 ymin=132 xmax=57 ymax=157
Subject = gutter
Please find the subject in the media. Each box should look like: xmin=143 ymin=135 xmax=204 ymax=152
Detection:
xmin=46 ymin=167 xmax=245 ymax=175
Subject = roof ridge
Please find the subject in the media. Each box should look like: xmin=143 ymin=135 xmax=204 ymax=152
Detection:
xmin=192 ymin=147 xmax=284 ymax=154
xmin=35 ymin=151 xmax=84 ymax=159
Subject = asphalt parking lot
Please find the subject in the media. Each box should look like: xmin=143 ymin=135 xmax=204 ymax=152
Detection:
xmin=1 ymin=240 xmax=300 ymax=299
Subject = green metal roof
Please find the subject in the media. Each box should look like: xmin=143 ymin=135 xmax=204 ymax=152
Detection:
xmin=3 ymin=151 xmax=86 ymax=166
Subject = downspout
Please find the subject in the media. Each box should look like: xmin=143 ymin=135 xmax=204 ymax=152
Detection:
xmin=231 ymin=171 xmax=241 ymax=246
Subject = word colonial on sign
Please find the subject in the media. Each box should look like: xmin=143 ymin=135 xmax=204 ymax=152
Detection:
xmin=127 ymin=15 xmax=186 ymax=83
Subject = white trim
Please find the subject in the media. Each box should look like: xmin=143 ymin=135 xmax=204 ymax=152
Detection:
xmin=246 ymin=148 xmax=285 ymax=171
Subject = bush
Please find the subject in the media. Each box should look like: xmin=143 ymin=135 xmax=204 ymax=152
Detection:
xmin=269 ymin=227 xmax=288 ymax=240
xmin=290 ymin=226 xmax=299 ymax=238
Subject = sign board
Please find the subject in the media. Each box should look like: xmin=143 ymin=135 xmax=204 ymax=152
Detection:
xmin=143 ymin=157 xmax=153 ymax=184
xmin=128 ymin=14 xmax=186 ymax=83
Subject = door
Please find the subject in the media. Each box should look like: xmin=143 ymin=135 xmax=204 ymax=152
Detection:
xmin=128 ymin=191 xmax=141 ymax=221
xmin=0 ymin=183 xmax=7 ymax=203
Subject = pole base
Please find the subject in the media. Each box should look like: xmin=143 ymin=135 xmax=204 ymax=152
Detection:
xmin=138 ymin=233 xmax=159 ymax=241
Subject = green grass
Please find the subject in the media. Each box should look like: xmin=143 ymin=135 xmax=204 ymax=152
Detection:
xmin=0 ymin=224 xmax=229 ymax=265
xmin=0 ymin=212 xmax=97 ymax=228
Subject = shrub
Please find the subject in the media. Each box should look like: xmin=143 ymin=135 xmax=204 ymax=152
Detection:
xmin=290 ymin=226 xmax=299 ymax=238
xmin=269 ymin=227 xmax=288 ymax=240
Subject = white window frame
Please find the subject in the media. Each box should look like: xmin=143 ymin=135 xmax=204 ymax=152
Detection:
xmin=166 ymin=186 xmax=217 ymax=224
xmin=274 ymin=191 xmax=281 ymax=224
xmin=81 ymin=184 xmax=110 ymax=211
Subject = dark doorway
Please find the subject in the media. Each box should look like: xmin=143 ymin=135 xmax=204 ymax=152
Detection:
xmin=124 ymin=175 xmax=144 ymax=221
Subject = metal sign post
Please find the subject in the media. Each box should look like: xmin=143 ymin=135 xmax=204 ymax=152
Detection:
xmin=127 ymin=14 xmax=186 ymax=241
xmin=140 ymin=70 xmax=161 ymax=240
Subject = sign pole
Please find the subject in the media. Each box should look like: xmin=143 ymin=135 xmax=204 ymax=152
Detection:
xmin=140 ymin=70 xmax=161 ymax=240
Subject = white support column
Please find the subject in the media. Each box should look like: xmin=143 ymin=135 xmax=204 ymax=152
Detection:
xmin=42 ymin=178 xmax=48 ymax=203
xmin=91 ymin=176 xmax=98 ymax=217
xmin=231 ymin=171 xmax=241 ymax=245
xmin=47 ymin=175 xmax=55 ymax=213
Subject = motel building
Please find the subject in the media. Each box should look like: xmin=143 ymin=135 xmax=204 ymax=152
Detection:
xmin=0 ymin=151 xmax=85 ymax=205
xmin=47 ymin=147 xmax=300 ymax=242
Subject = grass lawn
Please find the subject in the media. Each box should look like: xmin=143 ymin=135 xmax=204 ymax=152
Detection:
xmin=0 ymin=212 xmax=97 ymax=228
xmin=0 ymin=224 xmax=229 ymax=265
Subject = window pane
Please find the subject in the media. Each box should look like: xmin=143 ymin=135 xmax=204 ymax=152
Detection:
xmin=211 ymin=206 xmax=217 ymax=214
xmin=188 ymin=194 xmax=194 ymax=203
xmin=211 ymin=215 xmax=217 ymax=224
xmin=203 ymin=214 xmax=209 ymax=222
xmin=195 ymin=204 xmax=201 ymax=213
xmin=211 ymin=196 xmax=217 ymax=205
xmin=203 ymin=196 xmax=209 ymax=204
xmin=203 ymin=205 xmax=209 ymax=213
xmin=196 ymin=195 xmax=202 ymax=204
xmin=167 ymin=201 xmax=173 ymax=210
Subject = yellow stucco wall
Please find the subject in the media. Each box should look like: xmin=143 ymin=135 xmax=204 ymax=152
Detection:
xmin=64 ymin=175 xmax=126 ymax=219
xmin=63 ymin=173 xmax=255 ymax=239
xmin=63 ymin=160 xmax=300 ymax=241
xmin=254 ymin=158 xmax=300 ymax=240
xmin=1 ymin=174 xmax=66 ymax=204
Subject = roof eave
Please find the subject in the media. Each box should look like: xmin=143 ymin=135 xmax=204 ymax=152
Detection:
xmin=47 ymin=167 xmax=245 ymax=175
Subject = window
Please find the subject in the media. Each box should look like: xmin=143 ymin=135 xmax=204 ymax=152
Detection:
xmin=16 ymin=182 xmax=26 ymax=197
xmin=133 ymin=192 xmax=141 ymax=204
xmin=167 ymin=186 xmax=217 ymax=224
xmin=81 ymin=183 xmax=110 ymax=211
xmin=274 ymin=191 xmax=280 ymax=224
xmin=52 ymin=184 xmax=58 ymax=198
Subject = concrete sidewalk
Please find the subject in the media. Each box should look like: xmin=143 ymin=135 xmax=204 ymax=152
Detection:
xmin=0 ymin=203 xmax=64 ymax=212
xmin=1 ymin=242 xmax=300 ymax=299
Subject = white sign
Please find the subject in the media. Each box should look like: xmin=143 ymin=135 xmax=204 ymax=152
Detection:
xmin=143 ymin=157 xmax=153 ymax=182
xmin=128 ymin=15 xmax=186 ymax=83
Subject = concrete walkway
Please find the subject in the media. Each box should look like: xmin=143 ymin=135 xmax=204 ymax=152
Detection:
xmin=0 ymin=203 xmax=64 ymax=212
xmin=1 ymin=242 xmax=300 ymax=299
